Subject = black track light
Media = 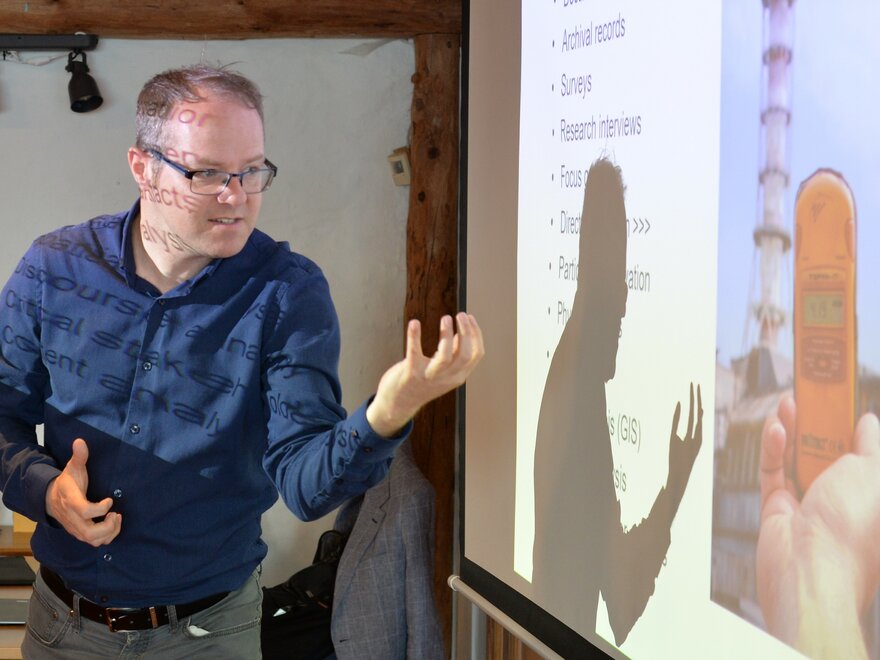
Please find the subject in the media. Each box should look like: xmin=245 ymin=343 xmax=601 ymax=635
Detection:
xmin=0 ymin=34 xmax=101 ymax=114
xmin=66 ymin=50 xmax=103 ymax=113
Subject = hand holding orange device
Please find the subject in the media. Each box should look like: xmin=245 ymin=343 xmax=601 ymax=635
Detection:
xmin=793 ymin=169 xmax=857 ymax=494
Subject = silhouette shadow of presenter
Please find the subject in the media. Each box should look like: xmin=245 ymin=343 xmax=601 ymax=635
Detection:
xmin=531 ymin=158 xmax=702 ymax=647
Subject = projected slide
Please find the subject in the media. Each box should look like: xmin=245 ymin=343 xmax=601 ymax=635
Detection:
xmin=463 ymin=0 xmax=880 ymax=658
xmin=516 ymin=0 xmax=718 ymax=650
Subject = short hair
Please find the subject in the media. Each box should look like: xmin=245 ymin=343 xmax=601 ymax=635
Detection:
xmin=135 ymin=64 xmax=264 ymax=151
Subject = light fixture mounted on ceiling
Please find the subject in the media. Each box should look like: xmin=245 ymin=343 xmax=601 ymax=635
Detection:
xmin=0 ymin=33 xmax=102 ymax=113
xmin=65 ymin=50 xmax=102 ymax=112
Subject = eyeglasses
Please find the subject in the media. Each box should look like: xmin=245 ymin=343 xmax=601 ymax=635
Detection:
xmin=147 ymin=149 xmax=278 ymax=195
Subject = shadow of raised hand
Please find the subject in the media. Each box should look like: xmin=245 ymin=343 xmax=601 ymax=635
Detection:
xmin=667 ymin=383 xmax=703 ymax=501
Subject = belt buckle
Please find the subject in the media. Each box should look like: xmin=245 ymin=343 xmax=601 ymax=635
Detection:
xmin=103 ymin=606 xmax=158 ymax=632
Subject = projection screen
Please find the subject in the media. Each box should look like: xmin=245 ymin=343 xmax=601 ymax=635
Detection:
xmin=459 ymin=0 xmax=880 ymax=657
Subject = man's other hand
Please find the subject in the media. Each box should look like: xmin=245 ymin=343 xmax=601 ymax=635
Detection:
xmin=45 ymin=438 xmax=121 ymax=547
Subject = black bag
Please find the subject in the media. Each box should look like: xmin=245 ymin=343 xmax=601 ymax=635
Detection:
xmin=261 ymin=529 xmax=348 ymax=660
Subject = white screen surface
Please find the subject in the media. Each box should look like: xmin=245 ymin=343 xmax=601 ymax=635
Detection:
xmin=462 ymin=0 xmax=880 ymax=658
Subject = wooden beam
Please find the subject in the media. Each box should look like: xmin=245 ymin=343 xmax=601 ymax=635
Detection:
xmin=406 ymin=32 xmax=460 ymax=657
xmin=0 ymin=0 xmax=460 ymax=39
xmin=487 ymin=619 xmax=546 ymax=660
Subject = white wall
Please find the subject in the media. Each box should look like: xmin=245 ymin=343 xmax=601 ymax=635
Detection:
xmin=0 ymin=37 xmax=414 ymax=586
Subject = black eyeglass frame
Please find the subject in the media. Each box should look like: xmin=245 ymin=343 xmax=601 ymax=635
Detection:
xmin=147 ymin=149 xmax=278 ymax=195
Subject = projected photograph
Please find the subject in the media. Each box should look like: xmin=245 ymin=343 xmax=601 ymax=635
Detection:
xmin=711 ymin=2 xmax=880 ymax=658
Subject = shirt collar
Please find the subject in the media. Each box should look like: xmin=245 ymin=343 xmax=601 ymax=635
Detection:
xmin=119 ymin=198 xmax=223 ymax=298
xmin=120 ymin=198 xmax=140 ymax=284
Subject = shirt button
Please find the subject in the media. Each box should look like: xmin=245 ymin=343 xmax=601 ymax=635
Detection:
xmin=143 ymin=362 xmax=153 ymax=371
xmin=130 ymin=424 xmax=140 ymax=435
xmin=103 ymin=554 xmax=112 ymax=562
xmin=100 ymin=596 xmax=109 ymax=603
xmin=113 ymin=489 xmax=123 ymax=498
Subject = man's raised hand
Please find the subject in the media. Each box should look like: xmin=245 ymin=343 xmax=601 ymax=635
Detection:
xmin=367 ymin=313 xmax=485 ymax=437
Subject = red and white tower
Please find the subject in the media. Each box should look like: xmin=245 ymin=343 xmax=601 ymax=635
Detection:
xmin=751 ymin=0 xmax=795 ymax=348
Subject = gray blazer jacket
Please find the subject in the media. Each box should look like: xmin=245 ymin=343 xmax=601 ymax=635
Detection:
xmin=331 ymin=443 xmax=444 ymax=660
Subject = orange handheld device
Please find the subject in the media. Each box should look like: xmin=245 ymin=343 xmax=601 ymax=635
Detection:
xmin=793 ymin=169 xmax=857 ymax=495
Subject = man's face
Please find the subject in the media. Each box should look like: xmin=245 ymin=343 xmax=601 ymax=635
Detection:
xmin=135 ymin=93 xmax=266 ymax=265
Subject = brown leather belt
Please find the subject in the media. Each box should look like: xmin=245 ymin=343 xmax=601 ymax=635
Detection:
xmin=39 ymin=566 xmax=228 ymax=632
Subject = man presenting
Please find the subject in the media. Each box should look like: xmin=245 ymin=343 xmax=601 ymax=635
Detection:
xmin=0 ymin=64 xmax=483 ymax=658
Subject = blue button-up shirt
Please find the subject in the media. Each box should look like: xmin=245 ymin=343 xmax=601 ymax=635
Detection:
xmin=0 ymin=201 xmax=407 ymax=607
